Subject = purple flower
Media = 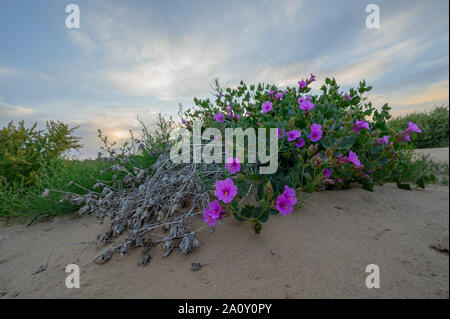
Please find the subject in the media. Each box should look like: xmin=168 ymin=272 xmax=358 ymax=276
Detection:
xmin=203 ymin=210 xmax=218 ymax=227
xmin=304 ymin=94 xmax=312 ymax=100
xmin=344 ymin=93 xmax=352 ymax=101
xmin=348 ymin=150 xmax=361 ymax=167
xmin=214 ymin=178 xmax=238 ymax=203
xmin=403 ymin=121 xmax=422 ymax=135
xmin=227 ymin=113 xmax=233 ymax=119
xmin=275 ymin=92 xmax=284 ymax=100
xmin=353 ymin=120 xmax=370 ymax=132
xmin=299 ymin=100 xmax=315 ymax=113
xmin=281 ymin=185 xmax=297 ymax=205
xmin=309 ymin=123 xmax=323 ymax=142
xmin=298 ymin=80 xmax=307 ymax=90
xmin=209 ymin=199 xmax=224 ymax=216
xmin=268 ymin=90 xmax=275 ymax=97
xmin=361 ymin=173 xmax=370 ymax=179
xmin=295 ymin=138 xmax=305 ymax=148
xmin=234 ymin=114 xmax=241 ymax=120
xmin=400 ymin=122 xmax=421 ymax=142
xmin=323 ymin=168 xmax=332 ymax=179
xmin=181 ymin=119 xmax=186 ymax=125
xmin=309 ymin=73 xmax=316 ymax=82
xmin=286 ymin=129 xmax=301 ymax=142
xmin=202 ymin=200 xmax=224 ymax=227
xmin=278 ymin=128 xmax=286 ymax=139
xmin=262 ymin=101 xmax=273 ymax=113
xmin=376 ymin=136 xmax=389 ymax=145
xmin=225 ymin=157 xmax=241 ymax=175
xmin=275 ymin=196 xmax=294 ymax=216
xmin=214 ymin=113 xmax=224 ymax=123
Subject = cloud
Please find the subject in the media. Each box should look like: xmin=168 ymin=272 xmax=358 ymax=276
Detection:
xmin=103 ymin=37 xmax=229 ymax=100
xmin=68 ymin=31 xmax=98 ymax=54
xmin=0 ymin=101 xmax=35 ymax=117
xmin=390 ymin=80 xmax=449 ymax=106
xmin=0 ymin=66 xmax=16 ymax=76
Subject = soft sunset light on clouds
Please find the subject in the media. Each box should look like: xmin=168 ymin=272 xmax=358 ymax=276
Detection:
xmin=0 ymin=0 xmax=448 ymax=157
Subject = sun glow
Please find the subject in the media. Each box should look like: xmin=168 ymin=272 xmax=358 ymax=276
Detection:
xmin=112 ymin=129 xmax=130 ymax=140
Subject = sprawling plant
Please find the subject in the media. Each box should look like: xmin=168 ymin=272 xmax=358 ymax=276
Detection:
xmin=180 ymin=75 xmax=423 ymax=233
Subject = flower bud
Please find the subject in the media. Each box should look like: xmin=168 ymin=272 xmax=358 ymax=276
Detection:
xmin=265 ymin=181 xmax=273 ymax=200
xmin=313 ymin=154 xmax=323 ymax=167
xmin=308 ymin=144 xmax=318 ymax=155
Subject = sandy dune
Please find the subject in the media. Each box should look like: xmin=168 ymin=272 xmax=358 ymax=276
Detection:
xmin=414 ymin=147 xmax=449 ymax=163
xmin=0 ymin=182 xmax=448 ymax=299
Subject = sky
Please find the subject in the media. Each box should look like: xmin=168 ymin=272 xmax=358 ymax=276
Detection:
xmin=0 ymin=0 xmax=448 ymax=157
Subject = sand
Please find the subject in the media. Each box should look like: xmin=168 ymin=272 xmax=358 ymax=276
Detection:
xmin=1 ymin=181 xmax=448 ymax=299
xmin=414 ymin=147 xmax=449 ymax=163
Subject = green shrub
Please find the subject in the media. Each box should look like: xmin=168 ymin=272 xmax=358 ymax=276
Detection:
xmin=0 ymin=121 xmax=81 ymax=186
xmin=388 ymin=106 xmax=449 ymax=148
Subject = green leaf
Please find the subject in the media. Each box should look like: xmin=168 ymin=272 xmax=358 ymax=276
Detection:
xmin=428 ymin=173 xmax=437 ymax=183
xmin=415 ymin=176 xmax=425 ymax=189
xmin=232 ymin=211 xmax=246 ymax=222
xmin=396 ymin=182 xmax=411 ymax=190
xmin=240 ymin=205 xmax=253 ymax=218
xmin=337 ymin=135 xmax=357 ymax=150
xmin=322 ymin=136 xmax=333 ymax=149
xmin=256 ymin=182 xmax=265 ymax=201
xmin=251 ymin=206 xmax=263 ymax=218
xmin=362 ymin=180 xmax=374 ymax=191
xmin=269 ymin=208 xmax=279 ymax=215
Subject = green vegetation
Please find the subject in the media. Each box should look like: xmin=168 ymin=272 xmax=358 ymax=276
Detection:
xmin=0 ymin=99 xmax=448 ymax=222
xmin=0 ymin=121 xmax=81 ymax=186
xmin=388 ymin=106 xmax=449 ymax=149
xmin=394 ymin=150 xmax=449 ymax=187
xmin=0 ymin=159 xmax=112 ymax=220
xmin=0 ymin=117 xmax=167 ymax=220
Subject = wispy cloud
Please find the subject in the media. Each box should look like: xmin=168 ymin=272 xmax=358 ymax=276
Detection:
xmin=0 ymin=66 xmax=16 ymax=76
xmin=391 ymin=80 xmax=449 ymax=106
xmin=0 ymin=101 xmax=35 ymax=117
xmin=103 ymin=37 xmax=230 ymax=100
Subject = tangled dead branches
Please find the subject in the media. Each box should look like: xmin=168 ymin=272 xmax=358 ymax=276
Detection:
xmin=56 ymin=154 xmax=223 ymax=266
